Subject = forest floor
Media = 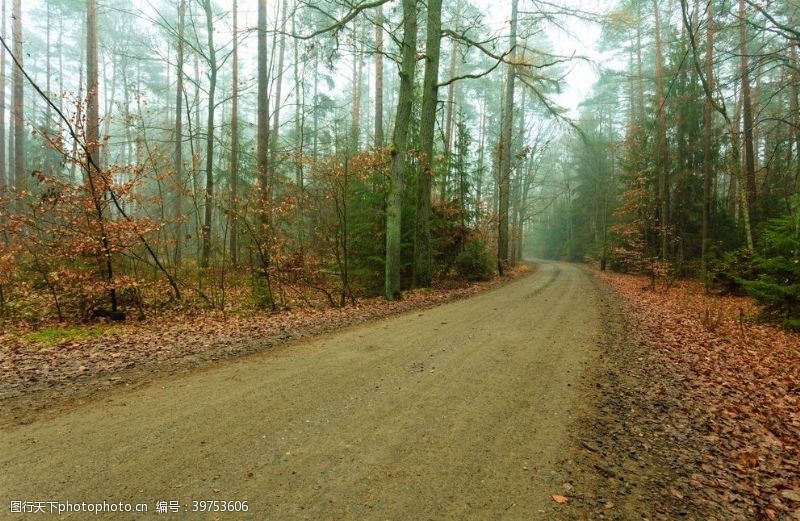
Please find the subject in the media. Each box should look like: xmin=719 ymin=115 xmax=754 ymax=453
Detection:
xmin=1 ymin=262 xmax=798 ymax=520
xmin=555 ymin=270 xmax=800 ymax=521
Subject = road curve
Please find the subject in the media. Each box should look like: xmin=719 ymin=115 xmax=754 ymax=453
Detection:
xmin=1 ymin=262 xmax=605 ymax=520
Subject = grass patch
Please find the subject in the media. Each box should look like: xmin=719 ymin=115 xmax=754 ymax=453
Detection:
xmin=22 ymin=326 xmax=108 ymax=347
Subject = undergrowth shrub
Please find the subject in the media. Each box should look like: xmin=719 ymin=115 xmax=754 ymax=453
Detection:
xmin=455 ymin=239 xmax=495 ymax=282
xmin=741 ymin=213 xmax=800 ymax=330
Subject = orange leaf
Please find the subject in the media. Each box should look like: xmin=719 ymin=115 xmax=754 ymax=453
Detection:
xmin=551 ymin=494 xmax=568 ymax=505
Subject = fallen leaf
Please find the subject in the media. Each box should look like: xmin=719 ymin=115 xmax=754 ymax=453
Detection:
xmin=551 ymin=494 xmax=568 ymax=505
xmin=781 ymin=489 xmax=800 ymax=502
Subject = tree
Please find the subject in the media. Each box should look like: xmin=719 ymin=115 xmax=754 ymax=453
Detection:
xmin=271 ymin=0 xmax=289 ymax=173
xmin=86 ymin=0 xmax=118 ymax=312
xmin=0 ymin=0 xmax=6 ymax=189
xmin=413 ymin=0 xmax=442 ymax=288
xmin=229 ymin=0 xmax=239 ymax=266
xmin=199 ymin=0 xmax=217 ymax=269
xmin=256 ymin=0 xmax=274 ymax=306
xmin=701 ymin=0 xmax=714 ymax=283
xmin=652 ymin=0 xmax=670 ymax=260
xmin=11 ymin=0 xmax=22 ymax=201
xmin=384 ymin=0 xmax=417 ymax=300
xmin=173 ymin=0 xmax=186 ymax=267
xmin=738 ymin=0 xmax=757 ymax=215
xmin=497 ymin=0 xmax=518 ymax=273
xmin=374 ymin=4 xmax=384 ymax=147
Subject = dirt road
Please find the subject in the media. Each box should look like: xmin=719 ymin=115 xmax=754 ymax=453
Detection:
xmin=1 ymin=262 xmax=606 ymax=520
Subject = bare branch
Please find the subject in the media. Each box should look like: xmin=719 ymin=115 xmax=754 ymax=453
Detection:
xmin=291 ymin=0 xmax=392 ymax=40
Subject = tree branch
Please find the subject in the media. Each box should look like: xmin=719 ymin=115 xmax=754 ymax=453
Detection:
xmin=0 ymin=34 xmax=182 ymax=300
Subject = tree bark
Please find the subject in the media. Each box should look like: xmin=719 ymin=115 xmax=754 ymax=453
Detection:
xmin=374 ymin=5 xmax=384 ymax=147
xmin=351 ymin=24 xmax=363 ymax=150
xmin=292 ymin=4 xmax=305 ymax=255
xmin=791 ymin=42 xmax=799 ymax=193
xmin=497 ymin=0 xmax=518 ymax=273
xmin=258 ymin=0 xmax=270 ymax=206
xmin=45 ymin=2 xmax=51 ymax=131
xmin=173 ymin=0 xmax=185 ymax=267
xmin=256 ymin=0 xmax=274 ymax=306
xmin=270 ymin=0 xmax=288 ymax=175
xmin=11 ymin=0 xmax=22 ymax=201
xmin=701 ymin=0 xmax=714 ymax=284
xmin=87 ymin=0 xmax=117 ymax=311
xmin=413 ymin=0 xmax=442 ymax=288
xmin=200 ymin=0 xmax=217 ymax=269
xmin=0 ymin=0 xmax=6 ymax=188
xmin=229 ymin=0 xmax=239 ymax=267
xmin=738 ymin=0 xmax=757 ymax=213
xmin=440 ymin=0 xmax=463 ymax=201
xmin=385 ymin=0 xmax=417 ymax=300
xmin=635 ymin=3 xmax=645 ymax=122
xmin=653 ymin=0 xmax=670 ymax=260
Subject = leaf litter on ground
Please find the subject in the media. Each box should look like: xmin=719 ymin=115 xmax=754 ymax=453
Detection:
xmin=595 ymin=270 xmax=800 ymax=520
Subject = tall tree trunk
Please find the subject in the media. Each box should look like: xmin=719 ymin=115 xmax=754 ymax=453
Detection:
xmin=173 ymin=0 xmax=185 ymax=267
xmin=636 ymin=3 xmax=645 ymax=122
xmin=0 ymin=0 xmax=6 ymax=188
xmin=475 ymin=91 xmax=487 ymax=215
xmin=58 ymin=9 xmax=63 ymax=119
xmin=511 ymin=90 xmax=526 ymax=263
xmin=312 ymin=52 xmax=319 ymax=160
xmin=385 ymin=0 xmax=417 ymax=300
xmin=200 ymin=0 xmax=217 ymax=269
xmin=701 ymin=0 xmax=714 ymax=284
xmin=229 ymin=0 xmax=239 ymax=267
xmin=413 ymin=0 xmax=442 ymax=288
xmin=292 ymin=4 xmax=305 ymax=255
xmin=101 ymin=54 xmax=116 ymax=170
xmin=257 ymin=0 xmax=273 ymax=306
xmin=653 ymin=0 xmax=670 ymax=260
xmin=791 ymin=43 xmax=800 ymax=193
xmin=497 ymin=0 xmax=518 ymax=273
xmin=374 ymin=5 xmax=384 ymax=147
xmin=70 ymin=18 xmax=86 ymax=183
xmin=441 ymin=0 xmax=463 ymax=201
xmin=87 ymin=0 xmax=116 ymax=311
xmin=351 ymin=25 xmax=362 ymax=150
xmin=738 ymin=0 xmax=757 ymax=214
xmin=45 ymin=2 xmax=51 ymax=131
xmin=192 ymin=52 xmax=202 ymax=253
xmin=270 ymin=0 xmax=288 ymax=174
xmin=258 ymin=0 xmax=270 ymax=202
xmin=11 ymin=0 xmax=23 ymax=202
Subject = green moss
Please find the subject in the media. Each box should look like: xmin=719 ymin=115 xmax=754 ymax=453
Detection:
xmin=22 ymin=326 xmax=107 ymax=347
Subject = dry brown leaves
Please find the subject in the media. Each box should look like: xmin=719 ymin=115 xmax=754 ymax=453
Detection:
xmin=597 ymin=270 xmax=800 ymax=520
xmin=0 ymin=266 xmax=529 ymax=401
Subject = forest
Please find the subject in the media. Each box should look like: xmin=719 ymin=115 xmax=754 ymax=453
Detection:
xmin=1 ymin=1 xmax=799 ymax=519
xmin=0 ymin=0 xmax=797 ymax=329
